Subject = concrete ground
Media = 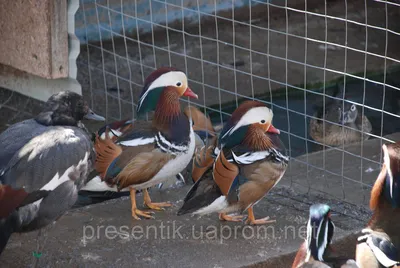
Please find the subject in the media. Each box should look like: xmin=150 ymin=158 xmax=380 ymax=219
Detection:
xmin=0 ymin=186 xmax=365 ymax=268
xmin=2 ymin=132 xmax=396 ymax=267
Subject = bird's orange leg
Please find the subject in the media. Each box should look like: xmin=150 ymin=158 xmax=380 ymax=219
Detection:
xmin=130 ymin=187 xmax=154 ymax=220
xmin=219 ymin=213 xmax=246 ymax=222
xmin=143 ymin=188 xmax=172 ymax=211
xmin=245 ymin=207 xmax=276 ymax=225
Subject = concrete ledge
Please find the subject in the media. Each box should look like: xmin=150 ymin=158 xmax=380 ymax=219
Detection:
xmin=0 ymin=64 xmax=81 ymax=103
xmin=0 ymin=0 xmax=68 ymax=79
xmin=0 ymin=0 xmax=82 ymax=102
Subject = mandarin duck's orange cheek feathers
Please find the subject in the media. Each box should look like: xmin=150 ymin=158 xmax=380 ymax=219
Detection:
xmin=218 ymin=100 xmax=277 ymax=149
xmin=136 ymin=67 xmax=196 ymax=116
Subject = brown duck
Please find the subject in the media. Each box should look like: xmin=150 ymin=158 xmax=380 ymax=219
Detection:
xmin=309 ymin=98 xmax=372 ymax=147
xmin=178 ymin=100 xmax=288 ymax=225
xmin=94 ymin=67 xmax=198 ymax=220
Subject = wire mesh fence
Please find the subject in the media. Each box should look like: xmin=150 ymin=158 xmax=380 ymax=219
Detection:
xmin=73 ymin=0 xmax=400 ymax=206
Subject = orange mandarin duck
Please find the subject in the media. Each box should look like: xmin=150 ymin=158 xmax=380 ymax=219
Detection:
xmin=178 ymin=100 xmax=288 ymax=225
xmin=355 ymin=142 xmax=400 ymax=268
xmin=93 ymin=67 xmax=198 ymax=220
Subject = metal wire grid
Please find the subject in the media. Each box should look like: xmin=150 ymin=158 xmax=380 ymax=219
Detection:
xmin=76 ymin=0 xmax=400 ymax=205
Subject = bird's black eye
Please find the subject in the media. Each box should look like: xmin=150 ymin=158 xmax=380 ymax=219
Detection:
xmin=176 ymin=82 xmax=182 ymax=87
xmin=351 ymin=105 xmax=356 ymax=111
xmin=261 ymin=120 xmax=266 ymax=124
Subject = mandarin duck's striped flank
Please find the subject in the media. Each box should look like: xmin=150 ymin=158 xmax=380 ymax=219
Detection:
xmin=356 ymin=142 xmax=400 ymax=268
xmin=182 ymin=106 xmax=219 ymax=184
xmin=178 ymin=101 xmax=289 ymax=225
xmin=0 ymin=91 xmax=104 ymax=256
xmin=93 ymin=67 xmax=198 ymax=220
xmin=94 ymin=128 xmax=123 ymax=181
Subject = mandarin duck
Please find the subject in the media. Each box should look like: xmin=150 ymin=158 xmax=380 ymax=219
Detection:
xmin=183 ymin=106 xmax=219 ymax=148
xmin=355 ymin=142 xmax=400 ymax=268
xmin=309 ymin=87 xmax=372 ymax=147
xmin=177 ymin=100 xmax=289 ymax=225
xmin=0 ymin=91 xmax=103 ymax=254
xmin=182 ymin=106 xmax=220 ymax=183
xmin=94 ymin=67 xmax=198 ymax=220
xmin=292 ymin=204 xmax=358 ymax=268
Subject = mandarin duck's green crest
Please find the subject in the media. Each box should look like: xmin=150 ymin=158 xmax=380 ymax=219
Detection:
xmin=136 ymin=67 xmax=198 ymax=117
xmin=305 ymin=204 xmax=335 ymax=262
xmin=219 ymin=100 xmax=280 ymax=150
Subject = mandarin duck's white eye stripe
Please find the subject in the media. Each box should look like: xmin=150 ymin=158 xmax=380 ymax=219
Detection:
xmin=221 ymin=126 xmax=235 ymax=140
xmin=305 ymin=219 xmax=312 ymax=262
xmin=315 ymin=219 xmax=324 ymax=260
xmin=138 ymin=71 xmax=188 ymax=111
xmin=383 ymin=145 xmax=394 ymax=198
xmin=317 ymin=219 xmax=329 ymax=261
xmin=228 ymin=106 xmax=273 ymax=136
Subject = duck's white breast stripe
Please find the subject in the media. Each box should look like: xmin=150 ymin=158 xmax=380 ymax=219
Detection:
xmin=158 ymin=132 xmax=188 ymax=151
xmin=155 ymin=134 xmax=177 ymax=155
xmin=155 ymin=132 xmax=188 ymax=154
xmin=119 ymin=137 xmax=155 ymax=147
xmin=231 ymin=151 xmax=271 ymax=165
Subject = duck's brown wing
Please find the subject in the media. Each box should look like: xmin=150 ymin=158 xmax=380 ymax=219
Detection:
xmin=192 ymin=136 xmax=217 ymax=183
xmin=95 ymin=121 xmax=176 ymax=189
xmin=114 ymin=148 xmax=175 ymax=189
xmin=184 ymin=106 xmax=215 ymax=135
xmin=212 ymin=149 xmax=240 ymax=196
